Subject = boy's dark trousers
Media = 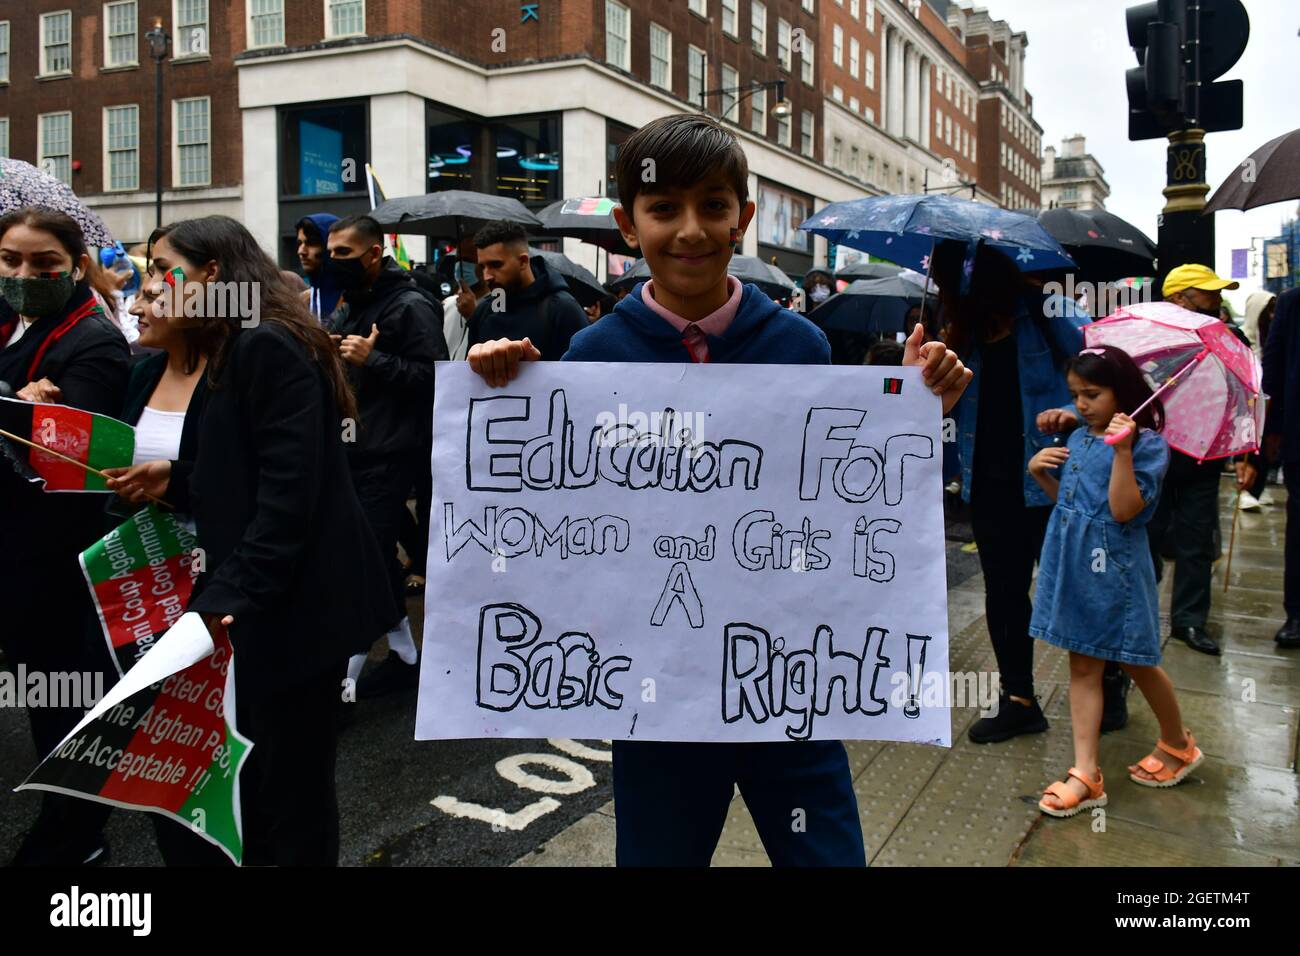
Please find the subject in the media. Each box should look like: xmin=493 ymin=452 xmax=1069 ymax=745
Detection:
xmin=612 ymin=740 xmax=866 ymax=866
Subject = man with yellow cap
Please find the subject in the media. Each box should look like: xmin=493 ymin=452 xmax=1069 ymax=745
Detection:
xmin=1146 ymin=264 xmax=1259 ymax=656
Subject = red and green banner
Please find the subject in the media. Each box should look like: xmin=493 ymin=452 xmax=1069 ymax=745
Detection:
xmin=80 ymin=506 xmax=201 ymax=676
xmin=0 ymin=395 xmax=135 ymax=492
xmin=18 ymin=614 xmax=253 ymax=865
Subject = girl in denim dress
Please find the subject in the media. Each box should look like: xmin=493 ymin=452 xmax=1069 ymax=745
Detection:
xmin=1029 ymin=346 xmax=1204 ymax=818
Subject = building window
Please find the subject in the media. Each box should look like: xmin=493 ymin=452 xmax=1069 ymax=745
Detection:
xmin=649 ymin=22 xmax=671 ymax=91
xmin=865 ymin=51 xmax=875 ymax=89
xmin=865 ymin=106 xmax=874 ymax=122
xmin=40 ymin=11 xmax=73 ymax=75
xmin=750 ymin=86 xmax=767 ymax=136
xmin=689 ymin=0 xmax=706 ymax=15
xmin=801 ymin=38 xmax=814 ymax=85
xmin=776 ymin=111 xmax=791 ymax=148
xmin=832 ymin=24 xmax=842 ymax=67
xmin=688 ymin=45 xmax=706 ymax=106
xmin=849 ymin=37 xmax=859 ymax=79
xmin=104 ymin=105 xmax=139 ymax=191
xmin=850 ymin=145 xmax=860 ymax=177
xmin=935 ymin=109 xmax=942 ymax=134
xmin=722 ymin=0 xmax=738 ymax=36
xmin=174 ymin=0 xmax=209 ymax=57
xmin=38 ymin=112 xmax=72 ymax=184
xmin=945 ymin=116 xmax=952 ymax=145
xmin=720 ymin=64 xmax=739 ymax=122
xmin=850 ymin=0 xmax=859 ymax=17
xmin=174 ymin=96 xmax=211 ymax=187
xmin=802 ymin=0 xmax=814 ymax=12
xmin=249 ymin=0 xmax=284 ymax=48
xmin=946 ymin=74 xmax=953 ymax=101
xmin=284 ymin=101 xmax=368 ymax=196
xmin=104 ymin=2 xmax=138 ymax=67
xmin=777 ymin=19 xmax=791 ymax=72
xmin=0 ymin=118 xmax=9 ymax=157
xmin=866 ymin=0 xmax=875 ymax=30
xmin=604 ymin=1 xmax=630 ymax=71
xmin=751 ymin=1 xmax=766 ymax=53
xmin=831 ymin=136 xmax=843 ymax=169
xmin=831 ymin=84 xmax=843 ymax=102
xmin=800 ymin=110 xmax=814 ymax=157
xmin=866 ymin=153 xmax=875 ymax=181
xmin=0 ymin=21 xmax=9 ymax=84
xmin=849 ymin=95 xmax=860 ymax=113
xmin=493 ymin=114 xmax=562 ymax=206
xmin=326 ymin=0 xmax=365 ymax=39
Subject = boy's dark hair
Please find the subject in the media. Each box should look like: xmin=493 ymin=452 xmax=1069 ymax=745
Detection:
xmin=330 ymin=214 xmax=384 ymax=248
xmin=864 ymin=339 xmax=905 ymax=366
xmin=615 ymin=114 xmax=749 ymax=220
xmin=294 ymin=216 xmax=324 ymax=245
xmin=1066 ymin=344 xmax=1165 ymax=432
xmin=472 ymin=220 xmax=529 ymax=250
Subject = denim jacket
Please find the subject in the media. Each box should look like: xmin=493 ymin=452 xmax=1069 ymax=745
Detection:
xmin=953 ymin=293 xmax=1090 ymax=507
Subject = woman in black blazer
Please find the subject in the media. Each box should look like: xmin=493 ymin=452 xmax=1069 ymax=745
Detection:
xmin=107 ymin=216 xmax=399 ymax=866
xmin=0 ymin=207 xmax=130 ymax=866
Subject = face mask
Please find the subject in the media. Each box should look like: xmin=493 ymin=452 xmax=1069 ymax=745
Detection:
xmin=808 ymin=285 xmax=831 ymax=303
xmin=333 ymin=253 xmax=371 ymax=291
xmin=0 ymin=271 xmax=79 ymax=318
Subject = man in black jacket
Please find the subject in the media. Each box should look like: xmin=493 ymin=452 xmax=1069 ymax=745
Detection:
xmin=1263 ymin=287 xmax=1300 ymax=649
xmin=326 ymin=216 xmax=448 ymax=694
xmin=468 ymin=221 xmax=589 ymax=359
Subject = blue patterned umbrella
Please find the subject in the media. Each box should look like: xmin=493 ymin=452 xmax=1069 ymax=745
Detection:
xmin=0 ymin=158 xmax=116 ymax=248
xmin=800 ymin=194 xmax=1075 ymax=274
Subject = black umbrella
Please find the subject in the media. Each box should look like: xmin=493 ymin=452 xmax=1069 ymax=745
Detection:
xmin=369 ymin=190 xmax=541 ymax=243
xmin=1037 ymin=207 xmax=1157 ymax=283
xmin=835 ymin=260 xmax=904 ymax=281
xmin=533 ymin=196 xmax=637 ymax=256
xmin=608 ymin=255 xmax=796 ymax=300
xmin=1205 ymin=128 xmax=1300 ymax=213
xmin=806 ymin=276 xmax=934 ymax=336
xmin=526 ymin=247 xmax=606 ymax=307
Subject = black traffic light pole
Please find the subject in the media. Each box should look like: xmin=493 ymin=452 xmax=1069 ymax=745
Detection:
xmin=1125 ymin=0 xmax=1248 ymax=289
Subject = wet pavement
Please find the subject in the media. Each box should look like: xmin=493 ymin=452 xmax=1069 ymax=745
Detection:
xmin=520 ymin=476 xmax=1299 ymax=867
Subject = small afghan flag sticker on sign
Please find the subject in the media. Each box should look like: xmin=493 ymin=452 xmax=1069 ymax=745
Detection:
xmin=884 ymin=378 xmax=904 ymax=395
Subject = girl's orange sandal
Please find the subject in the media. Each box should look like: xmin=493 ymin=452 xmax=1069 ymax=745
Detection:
xmin=1038 ymin=767 xmax=1108 ymax=818
xmin=1128 ymin=730 xmax=1204 ymax=788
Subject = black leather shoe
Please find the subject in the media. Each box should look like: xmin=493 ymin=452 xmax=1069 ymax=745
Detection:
xmin=1275 ymin=618 xmax=1300 ymax=649
xmin=1172 ymin=626 xmax=1221 ymax=656
xmin=1100 ymin=670 xmax=1130 ymax=733
xmin=967 ymin=694 xmax=1049 ymax=743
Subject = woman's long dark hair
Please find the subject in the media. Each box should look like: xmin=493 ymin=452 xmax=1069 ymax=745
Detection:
xmin=147 ymin=216 xmax=356 ymax=420
xmin=932 ymin=240 xmax=1024 ymax=358
xmin=1066 ymin=345 xmax=1165 ymax=432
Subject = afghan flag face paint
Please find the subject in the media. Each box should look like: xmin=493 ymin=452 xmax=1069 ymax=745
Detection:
xmin=0 ymin=396 xmax=135 ymax=491
xmin=17 ymin=614 xmax=253 ymax=866
xmin=81 ymin=506 xmax=202 ymax=676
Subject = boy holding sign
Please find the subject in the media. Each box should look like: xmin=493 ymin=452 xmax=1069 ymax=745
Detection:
xmin=468 ymin=114 xmax=971 ymax=866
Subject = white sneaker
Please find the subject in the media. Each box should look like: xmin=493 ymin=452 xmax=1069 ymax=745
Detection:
xmin=1239 ymin=491 xmax=1262 ymax=512
xmin=1258 ymin=489 xmax=1276 ymax=506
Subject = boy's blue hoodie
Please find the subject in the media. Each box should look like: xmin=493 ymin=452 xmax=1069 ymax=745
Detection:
xmin=563 ymin=281 xmax=830 ymax=365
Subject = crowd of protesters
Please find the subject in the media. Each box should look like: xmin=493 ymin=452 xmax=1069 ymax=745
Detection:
xmin=1 ymin=111 xmax=1295 ymax=867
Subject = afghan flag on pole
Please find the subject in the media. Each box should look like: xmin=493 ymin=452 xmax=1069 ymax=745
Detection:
xmin=366 ymin=163 xmax=412 ymax=270
xmin=0 ymin=395 xmax=134 ymax=492
xmin=81 ymin=506 xmax=202 ymax=677
xmin=18 ymin=614 xmax=253 ymax=865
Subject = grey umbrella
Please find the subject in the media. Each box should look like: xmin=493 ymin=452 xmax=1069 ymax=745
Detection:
xmin=835 ymin=260 xmax=904 ymax=281
xmin=533 ymin=196 xmax=637 ymax=256
xmin=0 ymin=158 xmax=115 ymax=247
xmin=369 ymin=190 xmax=542 ymax=243
xmin=1205 ymin=128 xmax=1300 ymax=213
xmin=526 ymin=247 xmax=606 ymax=307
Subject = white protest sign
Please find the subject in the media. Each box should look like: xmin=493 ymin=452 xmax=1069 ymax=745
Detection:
xmin=417 ymin=361 xmax=950 ymax=745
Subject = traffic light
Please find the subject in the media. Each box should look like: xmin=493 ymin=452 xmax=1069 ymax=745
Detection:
xmin=1125 ymin=0 xmax=1248 ymax=141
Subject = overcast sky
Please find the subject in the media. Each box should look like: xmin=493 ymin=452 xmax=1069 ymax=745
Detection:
xmin=976 ymin=0 xmax=1295 ymax=310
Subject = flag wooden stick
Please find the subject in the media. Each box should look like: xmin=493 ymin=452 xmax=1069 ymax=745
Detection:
xmin=0 ymin=426 xmax=171 ymax=509
xmin=1223 ymin=489 xmax=1241 ymax=593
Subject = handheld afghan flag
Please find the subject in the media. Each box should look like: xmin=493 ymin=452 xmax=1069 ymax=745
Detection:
xmin=0 ymin=395 xmax=134 ymax=492
xmin=81 ymin=506 xmax=202 ymax=677
xmin=366 ymin=163 xmax=412 ymax=270
xmin=18 ymin=613 xmax=253 ymax=865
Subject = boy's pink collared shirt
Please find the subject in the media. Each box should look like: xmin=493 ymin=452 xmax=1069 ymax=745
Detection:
xmin=641 ymin=275 xmax=743 ymax=363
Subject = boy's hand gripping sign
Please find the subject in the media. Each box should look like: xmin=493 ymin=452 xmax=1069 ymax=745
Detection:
xmin=417 ymin=362 xmax=951 ymax=746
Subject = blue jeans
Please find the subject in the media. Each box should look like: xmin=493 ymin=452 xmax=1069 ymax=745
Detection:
xmin=612 ymin=740 xmax=866 ymax=867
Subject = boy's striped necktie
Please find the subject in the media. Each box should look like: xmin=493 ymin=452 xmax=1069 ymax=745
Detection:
xmin=682 ymin=323 xmax=710 ymax=364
